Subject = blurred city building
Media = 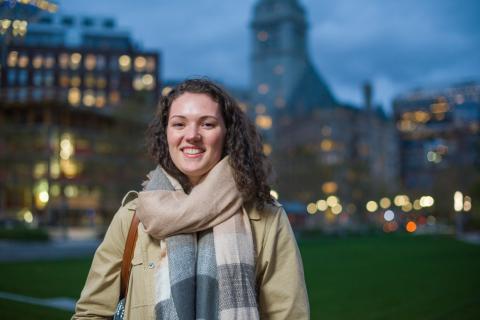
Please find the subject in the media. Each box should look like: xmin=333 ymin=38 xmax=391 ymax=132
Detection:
xmin=249 ymin=0 xmax=398 ymax=227
xmin=250 ymin=0 xmax=336 ymax=140
xmin=393 ymin=81 xmax=480 ymax=218
xmin=0 ymin=6 xmax=160 ymax=230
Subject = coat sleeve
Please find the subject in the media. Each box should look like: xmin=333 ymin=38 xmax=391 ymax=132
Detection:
xmin=257 ymin=207 xmax=310 ymax=320
xmin=72 ymin=203 xmax=131 ymax=319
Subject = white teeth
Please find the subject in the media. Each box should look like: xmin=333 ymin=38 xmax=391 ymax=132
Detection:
xmin=183 ymin=148 xmax=202 ymax=155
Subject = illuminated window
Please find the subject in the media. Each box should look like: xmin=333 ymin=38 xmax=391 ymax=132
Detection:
xmin=59 ymin=53 xmax=69 ymax=69
xmin=238 ymin=103 xmax=247 ymax=113
xmin=430 ymin=101 xmax=449 ymax=114
xmin=133 ymin=75 xmax=143 ymax=91
xmin=61 ymin=160 xmax=78 ymax=179
xmin=118 ymin=55 xmax=131 ymax=71
xmin=97 ymin=76 xmax=107 ymax=89
xmin=7 ymin=51 xmax=18 ymax=67
xmin=32 ymin=55 xmax=43 ymax=69
xmin=44 ymin=55 xmax=55 ymax=68
xmin=258 ymin=83 xmax=269 ymax=94
xmin=70 ymin=53 xmax=82 ymax=70
xmin=60 ymin=135 xmax=74 ymax=160
xmin=413 ymin=111 xmax=430 ymax=123
xmin=83 ymin=89 xmax=96 ymax=107
xmin=146 ymin=57 xmax=156 ymax=72
xmin=263 ymin=143 xmax=272 ymax=156
xmin=96 ymin=91 xmax=106 ymax=108
xmin=84 ymin=54 xmax=96 ymax=70
xmin=0 ymin=19 xmax=12 ymax=34
xmin=18 ymin=54 xmax=29 ymax=68
xmin=64 ymin=185 xmax=79 ymax=198
xmin=70 ymin=75 xmax=81 ymax=87
xmin=12 ymin=19 xmax=27 ymax=37
xmin=256 ymin=115 xmax=272 ymax=129
xmin=397 ymin=119 xmax=415 ymax=132
xmin=161 ymin=86 xmax=172 ymax=96
xmin=256 ymin=104 xmax=266 ymax=114
xmin=33 ymin=162 xmax=48 ymax=179
xmin=110 ymin=91 xmax=120 ymax=105
xmin=134 ymin=56 xmax=146 ymax=71
xmin=142 ymin=74 xmax=155 ymax=90
xmin=257 ymin=31 xmax=269 ymax=41
xmin=84 ymin=73 xmax=95 ymax=88
xmin=321 ymin=139 xmax=333 ymax=151
xmin=68 ymin=88 xmax=81 ymax=106
xmin=322 ymin=182 xmax=338 ymax=194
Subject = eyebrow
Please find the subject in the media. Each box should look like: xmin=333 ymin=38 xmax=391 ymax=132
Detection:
xmin=168 ymin=115 xmax=220 ymax=121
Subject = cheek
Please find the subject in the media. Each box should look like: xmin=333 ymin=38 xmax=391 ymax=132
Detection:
xmin=211 ymin=131 xmax=226 ymax=155
xmin=166 ymin=129 xmax=180 ymax=151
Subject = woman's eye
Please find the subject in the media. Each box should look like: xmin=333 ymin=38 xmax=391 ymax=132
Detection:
xmin=171 ymin=122 xmax=184 ymax=128
xmin=202 ymin=122 xmax=215 ymax=128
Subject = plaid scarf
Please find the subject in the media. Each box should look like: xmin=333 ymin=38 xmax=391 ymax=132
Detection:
xmin=137 ymin=157 xmax=259 ymax=320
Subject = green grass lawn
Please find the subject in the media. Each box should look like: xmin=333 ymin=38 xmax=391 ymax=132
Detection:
xmin=0 ymin=234 xmax=479 ymax=319
xmin=302 ymin=234 xmax=480 ymax=319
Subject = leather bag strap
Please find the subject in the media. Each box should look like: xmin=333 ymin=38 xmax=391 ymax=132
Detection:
xmin=120 ymin=211 xmax=140 ymax=299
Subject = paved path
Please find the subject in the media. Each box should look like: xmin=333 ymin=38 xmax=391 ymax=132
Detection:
xmin=458 ymin=232 xmax=480 ymax=245
xmin=1 ymin=231 xmax=479 ymax=263
xmin=0 ymin=291 xmax=75 ymax=312
xmin=0 ymin=239 xmax=100 ymax=262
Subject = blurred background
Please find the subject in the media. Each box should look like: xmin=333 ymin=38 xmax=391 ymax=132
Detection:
xmin=0 ymin=0 xmax=479 ymax=319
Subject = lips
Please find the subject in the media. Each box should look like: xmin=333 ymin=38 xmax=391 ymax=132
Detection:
xmin=181 ymin=146 xmax=205 ymax=158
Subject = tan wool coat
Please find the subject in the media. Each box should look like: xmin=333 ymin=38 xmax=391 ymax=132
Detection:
xmin=73 ymin=199 xmax=310 ymax=320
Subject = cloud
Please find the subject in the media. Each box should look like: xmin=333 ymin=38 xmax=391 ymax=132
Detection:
xmin=305 ymin=0 xmax=480 ymax=108
xmin=59 ymin=0 xmax=480 ymax=109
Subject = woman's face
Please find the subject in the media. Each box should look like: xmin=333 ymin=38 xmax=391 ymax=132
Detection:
xmin=167 ymin=92 xmax=226 ymax=185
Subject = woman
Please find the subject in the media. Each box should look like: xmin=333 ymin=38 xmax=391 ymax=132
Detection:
xmin=73 ymin=79 xmax=309 ymax=319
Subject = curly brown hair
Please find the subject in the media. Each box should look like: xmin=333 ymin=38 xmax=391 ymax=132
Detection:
xmin=147 ymin=78 xmax=274 ymax=207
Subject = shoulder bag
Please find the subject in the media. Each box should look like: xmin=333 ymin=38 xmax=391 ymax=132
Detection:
xmin=113 ymin=211 xmax=140 ymax=320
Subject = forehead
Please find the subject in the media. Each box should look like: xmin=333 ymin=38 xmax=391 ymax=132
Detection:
xmin=169 ymin=92 xmax=221 ymax=117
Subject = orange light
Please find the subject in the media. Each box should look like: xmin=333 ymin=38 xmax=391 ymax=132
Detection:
xmin=406 ymin=221 xmax=417 ymax=233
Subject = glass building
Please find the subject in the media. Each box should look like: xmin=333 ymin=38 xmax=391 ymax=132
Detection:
xmin=0 ymin=9 xmax=160 ymax=233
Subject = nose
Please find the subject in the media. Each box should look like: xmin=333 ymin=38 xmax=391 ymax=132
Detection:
xmin=185 ymin=124 xmax=201 ymax=142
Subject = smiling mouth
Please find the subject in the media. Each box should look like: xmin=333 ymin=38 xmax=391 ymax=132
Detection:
xmin=181 ymin=147 xmax=205 ymax=157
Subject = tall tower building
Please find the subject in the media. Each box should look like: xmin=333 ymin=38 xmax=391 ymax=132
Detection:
xmin=250 ymin=0 xmax=336 ymax=128
xmin=249 ymin=0 xmax=398 ymax=214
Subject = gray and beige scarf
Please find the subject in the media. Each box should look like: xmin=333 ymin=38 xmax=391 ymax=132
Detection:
xmin=137 ymin=157 xmax=259 ymax=320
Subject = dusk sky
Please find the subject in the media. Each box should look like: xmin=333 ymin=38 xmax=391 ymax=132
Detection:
xmin=60 ymin=0 xmax=480 ymax=111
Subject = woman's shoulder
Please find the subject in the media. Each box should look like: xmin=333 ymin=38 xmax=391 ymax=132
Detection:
xmin=245 ymin=199 xmax=285 ymax=223
xmin=107 ymin=198 xmax=138 ymax=236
